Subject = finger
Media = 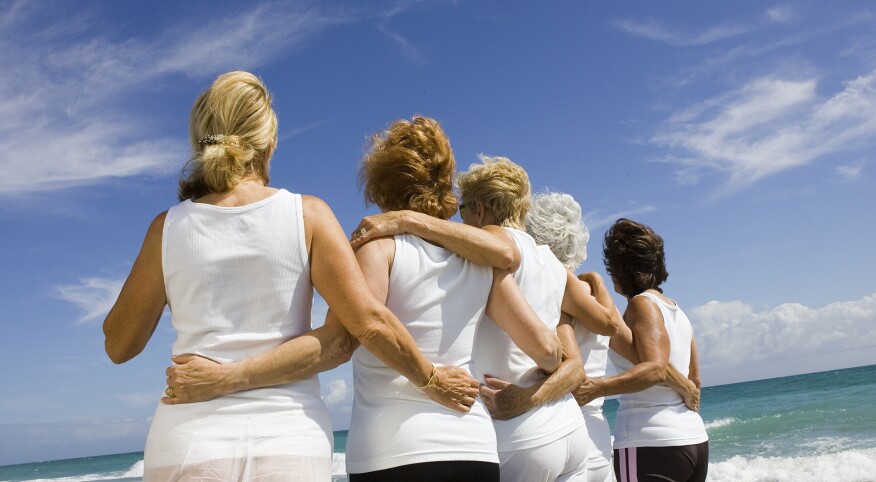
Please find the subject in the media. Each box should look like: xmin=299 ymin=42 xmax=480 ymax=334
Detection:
xmin=464 ymin=386 xmax=480 ymax=398
xmin=461 ymin=396 xmax=476 ymax=406
xmin=454 ymin=403 xmax=472 ymax=413
xmin=479 ymin=385 xmax=497 ymax=399
xmin=483 ymin=376 xmax=510 ymax=389
xmin=171 ymin=354 xmax=197 ymax=365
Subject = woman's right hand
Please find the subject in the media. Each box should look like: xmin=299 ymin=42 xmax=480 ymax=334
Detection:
xmin=421 ymin=365 xmax=480 ymax=413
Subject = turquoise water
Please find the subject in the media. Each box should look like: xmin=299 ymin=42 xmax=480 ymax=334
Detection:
xmin=2 ymin=365 xmax=874 ymax=481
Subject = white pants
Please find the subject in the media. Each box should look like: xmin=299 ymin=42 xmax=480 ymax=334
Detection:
xmin=582 ymin=407 xmax=613 ymax=482
xmin=498 ymin=427 xmax=589 ymax=482
xmin=144 ymin=399 xmax=333 ymax=481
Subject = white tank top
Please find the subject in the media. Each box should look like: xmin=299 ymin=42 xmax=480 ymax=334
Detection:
xmin=472 ymin=228 xmax=585 ymax=452
xmin=162 ymin=189 xmax=323 ymax=407
xmin=609 ymin=291 xmax=708 ymax=448
xmin=575 ymin=323 xmax=610 ymax=412
xmin=346 ymin=234 xmax=499 ymax=473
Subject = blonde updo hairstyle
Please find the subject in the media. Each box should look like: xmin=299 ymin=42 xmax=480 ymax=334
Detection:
xmin=359 ymin=115 xmax=458 ymax=220
xmin=179 ymin=71 xmax=278 ymax=201
xmin=455 ymin=155 xmax=531 ymax=229
xmin=525 ymin=191 xmax=590 ymax=271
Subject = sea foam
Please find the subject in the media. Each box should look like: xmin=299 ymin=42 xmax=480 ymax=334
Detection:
xmin=708 ymin=447 xmax=876 ymax=482
xmin=704 ymin=417 xmax=737 ymax=429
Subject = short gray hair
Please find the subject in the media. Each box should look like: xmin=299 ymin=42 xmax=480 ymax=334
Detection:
xmin=525 ymin=191 xmax=589 ymax=270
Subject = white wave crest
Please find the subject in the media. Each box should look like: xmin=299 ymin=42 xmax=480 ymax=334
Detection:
xmin=708 ymin=447 xmax=876 ymax=481
xmin=705 ymin=417 xmax=738 ymax=429
xmin=332 ymin=452 xmax=346 ymax=476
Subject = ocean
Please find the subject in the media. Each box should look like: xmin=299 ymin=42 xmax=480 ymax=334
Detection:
xmin=2 ymin=364 xmax=874 ymax=482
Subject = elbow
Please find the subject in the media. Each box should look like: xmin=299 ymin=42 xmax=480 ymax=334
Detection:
xmin=645 ymin=362 xmax=667 ymax=385
xmin=496 ymin=246 xmax=519 ymax=272
xmin=105 ymin=339 xmax=135 ymax=364
xmin=593 ymin=311 xmax=621 ymax=336
xmin=535 ymin=334 xmax=563 ymax=373
xmin=329 ymin=332 xmax=356 ymax=368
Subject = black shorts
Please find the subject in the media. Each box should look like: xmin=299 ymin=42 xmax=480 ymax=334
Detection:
xmin=349 ymin=460 xmax=500 ymax=482
xmin=614 ymin=441 xmax=709 ymax=482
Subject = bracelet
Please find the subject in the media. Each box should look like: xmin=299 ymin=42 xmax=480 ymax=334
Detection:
xmin=417 ymin=364 xmax=437 ymax=389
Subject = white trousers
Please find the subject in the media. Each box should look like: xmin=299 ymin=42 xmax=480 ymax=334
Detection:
xmin=498 ymin=426 xmax=589 ymax=482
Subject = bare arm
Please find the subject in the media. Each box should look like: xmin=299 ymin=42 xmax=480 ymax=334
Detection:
xmin=350 ymin=210 xmax=520 ymax=271
xmin=485 ymin=268 xmax=563 ymax=373
xmin=163 ymin=317 xmax=357 ymax=404
xmin=561 ymin=271 xmax=620 ymax=336
xmin=575 ymin=296 xmax=669 ymax=401
xmin=689 ymin=338 xmax=702 ymax=389
xmin=480 ymin=314 xmax=585 ymax=420
xmin=103 ymin=212 xmax=168 ymax=364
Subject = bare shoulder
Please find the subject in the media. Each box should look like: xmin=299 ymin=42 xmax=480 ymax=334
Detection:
xmin=146 ymin=211 xmax=168 ymax=240
xmin=301 ymin=195 xmax=333 ymax=220
xmin=625 ymin=295 xmax=662 ymax=326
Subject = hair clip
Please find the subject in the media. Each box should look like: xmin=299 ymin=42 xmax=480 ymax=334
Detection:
xmin=198 ymin=134 xmax=225 ymax=146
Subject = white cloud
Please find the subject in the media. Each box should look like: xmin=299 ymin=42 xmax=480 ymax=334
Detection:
xmin=836 ymin=162 xmax=864 ymax=181
xmin=653 ymin=70 xmax=876 ymax=193
xmin=322 ymin=377 xmax=351 ymax=408
xmin=615 ymin=18 xmax=751 ymax=46
xmin=0 ymin=2 xmax=352 ymax=196
xmin=583 ymin=203 xmax=658 ymax=231
xmin=765 ymin=5 xmax=799 ymax=24
xmin=54 ymin=277 xmax=124 ymax=324
xmin=691 ymin=292 xmax=876 ymax=373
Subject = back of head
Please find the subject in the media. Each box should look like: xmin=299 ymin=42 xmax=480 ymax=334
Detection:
xmin=525 ymin=192 xmax=589 ymax=271
xmin=602 ymin=218 xmax=669 ymax=297
xmin=179 ymin=71 xmax=279 ymax=201
xmin=359 ymin=115 xmax=457 ymax=219
xmin=455 ymin=155 xmax=531 ymax=229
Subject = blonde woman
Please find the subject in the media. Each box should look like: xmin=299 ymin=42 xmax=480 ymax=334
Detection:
xmin=103 ymin=73 xmax=478 ymax=481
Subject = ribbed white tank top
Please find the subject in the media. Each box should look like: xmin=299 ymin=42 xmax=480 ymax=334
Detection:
xmin=162 ymin=189 xmax=322 ymax=406
xmin=609 ymin=291 xmax=708 ymax=448
xmin=575 ymin=324 xmax=610 ymax=412
xmin=346 ymin=234 xmax=499 ymax=473
xmin=473 ymin=228 xmax=585 ymax=452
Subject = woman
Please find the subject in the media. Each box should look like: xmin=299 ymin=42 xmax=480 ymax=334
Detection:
xmin=102 ymin=73 xmax=477 ymax=481
xmin=345 ymin=116 xmax=567 ymax=481
xmin=454 ymin=157 xmax=620 ymax=482
xmin=597 ymin=218 xmax=708 ymax=482
xmin=525 ymin=196 xmax=702 ymax=482
xmin=524 ymin=192 xmax=613 ymax=482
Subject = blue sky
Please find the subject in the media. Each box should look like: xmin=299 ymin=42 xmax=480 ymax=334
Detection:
xmin=1 ymin=0 xmax=874 ymax=466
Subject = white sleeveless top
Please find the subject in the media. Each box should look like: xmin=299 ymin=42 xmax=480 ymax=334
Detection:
xmin=149 ymin=189 xmax=331 ymax=467
xmin=346 ymin=234 xmax=499 ymax=473
xmin=609 ymin=291 xmax=708 ymax=448
xmin=162 ymin=189 xmax=325 ymax=409
xmin=472 ymin=228 xmax=585 ymax=452
xmin=575 ymin=325 xmax=610 ymax=412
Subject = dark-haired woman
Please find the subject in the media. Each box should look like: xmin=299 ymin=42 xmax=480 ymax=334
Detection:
xmin=589 ymin=218 xmax=708 ymax=482
xmin=102 ymin=73 xmax=480 ymax=481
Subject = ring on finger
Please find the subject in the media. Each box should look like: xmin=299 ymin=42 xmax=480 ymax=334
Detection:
xmin=165 ymin=386 xmax=175 ymax=398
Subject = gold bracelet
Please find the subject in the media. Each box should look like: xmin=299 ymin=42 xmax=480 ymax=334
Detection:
xmin=418 ymin=364 xmax=437 ymax=389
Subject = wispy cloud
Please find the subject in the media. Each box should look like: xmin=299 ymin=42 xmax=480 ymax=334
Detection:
xmin=836 ymin=162 xmax=864 ymax=181
xmin=652 ymin=70 xmax=876 ymax=194
xmin=54 ymin=277 xmax=124 ymax=323
xmin=615 ymin=18 xmax=752 ymax=46
xmin=378 ymin=24 xmax=427 ymax=64
xmin=0 ymin=2 xmax=353 ymax=196
xmin=583 ymin=203 xmax=658 ymax=231
xmin=765 ymin=5 xmax=800 ymax=24
xmin=692 ymin=292 xmax=876 ymax=370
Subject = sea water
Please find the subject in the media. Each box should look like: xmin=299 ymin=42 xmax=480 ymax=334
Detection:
xmin=2 ymin=365 xmax=874 ymax=482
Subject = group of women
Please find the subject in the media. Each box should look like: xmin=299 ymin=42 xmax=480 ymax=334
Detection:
xmin=103 ymin=71 xmax=709 ymax=482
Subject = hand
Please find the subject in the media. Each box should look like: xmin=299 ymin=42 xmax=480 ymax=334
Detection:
xmin=161 ymin=354 xmax=233 ymax=405
xmin=682 ymin=380 xmax=700 ymax=412
xmin=421 ymin=365 xmax=480 ymax=413
xmin=577 ymin=272 xmax=603 ymax=293
xmin=478 ymin=375 xmax=535 ymax=421
xmin=572 ymin=377 xmax=601 ymax=406
xmin=350 ymin=211 xmax=410 ymax=249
